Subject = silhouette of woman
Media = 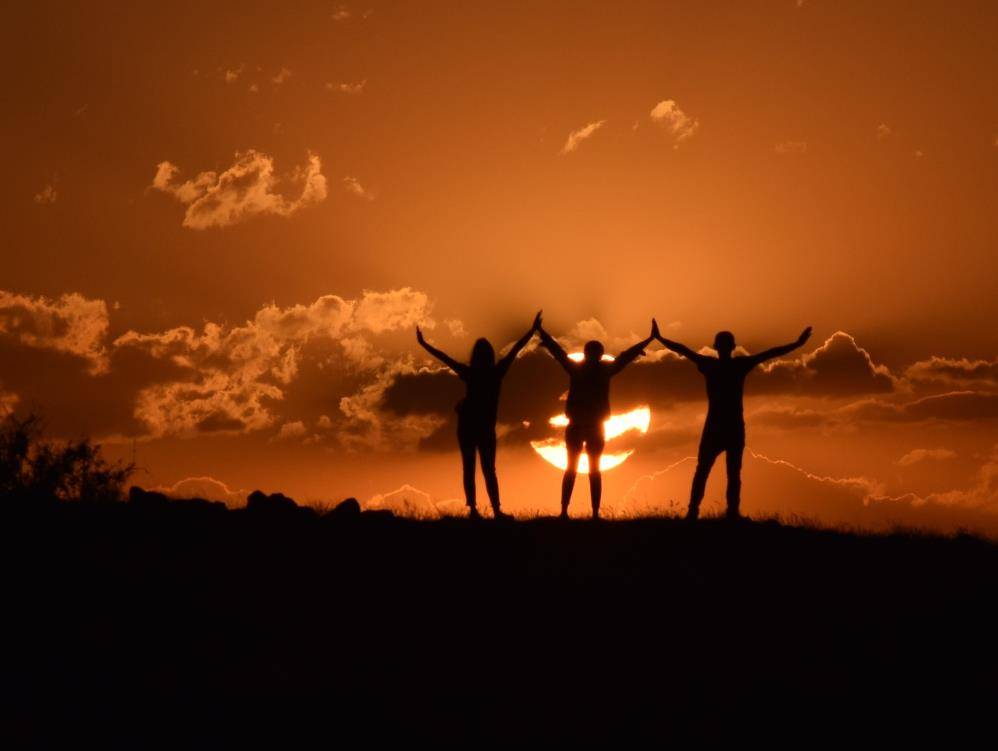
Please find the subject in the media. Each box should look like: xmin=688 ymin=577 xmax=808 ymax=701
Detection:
xmin=416 ymin=311 xmax=542 ymax=519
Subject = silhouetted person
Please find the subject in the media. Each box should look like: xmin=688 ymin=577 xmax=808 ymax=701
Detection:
xmin=655 ymin=323 xmax=813 ymax=520
xmin=416 ymin=311 xmax=542 ymax=519
xmin=538 ymin=321 xmax=656 ymax=519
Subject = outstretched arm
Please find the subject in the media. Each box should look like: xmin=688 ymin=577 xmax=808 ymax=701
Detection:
xmin=746 ymin=326 xmax=813 ymax=367
xmin=416 ymin=326 xmax=467 ymax=376
xmin=656 ymin=332 xmax=709 ymax=366
xmin=611 ymin=320 xmax=657 ymax=374
xmin=537 ymin=325 xmax=574 ymax=373
xmin=497 ymin=310 xmax=542 ymax=375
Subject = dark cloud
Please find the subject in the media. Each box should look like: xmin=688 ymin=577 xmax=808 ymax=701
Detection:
xmin=755 ymin=332 xmax=896 ymax=397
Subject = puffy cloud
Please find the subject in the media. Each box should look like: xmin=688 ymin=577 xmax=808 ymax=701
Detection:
xmin=271 ymin=67 xmax=292 ymax=85
xmin=560 ymin=120 xmax=606 ymax=155
xmin=0 ymin=291 xmax=109 ymax=374
xmin=649 ymin=100 xmax=699 ymax=146
xmin=774 ymin=140 xmax=808 ymax=154
xmin=114 ymin=288 xmax=436 ymax=439
xmin=331 ymin=4 xmax=351 ymax=22
xmin=343 ymin=176 xmax=374 ymax=200
xmin=904 ymin=356 xmax=998 ymax=391
xmin=223 ymin=65 xmax=243 ymax=83
xmin=34 ymin=184 xmax=57 ymax=204
xmin=275 ymin=420 xmax=307 ymax=441
xmin=150 ymin=476 xmax=246 ymax=507
xmin=877 ymin=123 xmax=892 ymax=140
xmin=757 ymin=331 xmax=896 ymax=397
xmin=150 ymin=150 xmax=327 ymax=229
xmin=366 ymin=484 xmax=445 ymax=518
xmin=327 ymin=80 xmax=366 ymax=94
xmin=445 ymin=319 xmax=466 ymax=338
xmin=897 ymin=448 xmax=957 ymax=467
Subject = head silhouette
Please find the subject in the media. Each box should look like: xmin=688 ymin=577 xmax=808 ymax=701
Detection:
xmin=714 ymin=331 xmax=736 ymax=358
xmin=583 ymin=340 xmax=605 ymax=363
xmin=470 ymin=338 xmax=495 ymax=369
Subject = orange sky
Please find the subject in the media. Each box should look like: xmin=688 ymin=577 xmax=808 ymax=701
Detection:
xmin=1 ymin=1 xmax=997 ymax=532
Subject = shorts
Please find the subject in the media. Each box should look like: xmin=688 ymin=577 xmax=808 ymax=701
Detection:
xmin=565 ymin=422 xmax=605 ymax=455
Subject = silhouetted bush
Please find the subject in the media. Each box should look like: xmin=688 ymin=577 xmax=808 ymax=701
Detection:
xmin=0 ymin=412 xmax=134 ymax=504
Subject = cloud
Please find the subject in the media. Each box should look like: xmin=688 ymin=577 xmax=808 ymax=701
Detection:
xmin=774 ymin=140 xmax=808 ymax=155
xmin=842 ymin=391 xmax=998 ymax=423
xmin=114 ymin=288 xmax=436 ymax=439
xmin=445 ymin=319 xmax=466 ymax=337
xmin=621 ymin=450 xmax=998 ymax=535
xmin=275 ymin=420 xmax=307 ymax=441
xmin=649 ymin=100 xmax=699 ymax=146
xmin=0 ymin=386 xmax=18 ymax=415
xmin=34 ymin=184 xmax=57 ymax=204
xmin=904 ymin=356 xmax=998 ymax=391
xmin=560 ymin=120 xmax=606 ymax=155
xmin=0 ymin=291 xmax=109 ymax=374
xmin=223 ymin=65 xmax=243 ymax=83
xmin=756 ymin=331 xmax=896 ymax=397
xmin=327 ymin=80 xmax=366 ymax=94
xmin=366 ymin=484 xmax=443 ymax=518
xmin=343 ymin=176 xmax=374 ymax=200
xmin=897 ymin=448 xmax=957 ymax=467
xmin=877 ymin=123 xmax=892 ymax=140
xmin=150 ymin=150 xmax=327 ymax=229
xmin=150 ymin=476 xmax=246 ymax=507
xmin=271 ymin=67 xmax=292 ymax=85
xmin=332 ymin=4 xmax=351 ymax=22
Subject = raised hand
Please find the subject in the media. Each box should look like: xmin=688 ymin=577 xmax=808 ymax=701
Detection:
xmin=797 ymin=326 xmax=813 ymax=346
xmin=532 ymin=309 xmax=543 ymax=332
xmin=416 ymin=326 xmax=426 ymax=346
xmin=651 ymin=318 xmax=661 ymax=341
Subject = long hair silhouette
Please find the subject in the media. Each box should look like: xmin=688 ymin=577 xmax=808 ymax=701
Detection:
xmin=416 ymin=311 xmax=541 ymax=518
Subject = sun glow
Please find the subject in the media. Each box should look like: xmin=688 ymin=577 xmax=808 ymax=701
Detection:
xmin=530 ymin=406 xmax=652 ymax=474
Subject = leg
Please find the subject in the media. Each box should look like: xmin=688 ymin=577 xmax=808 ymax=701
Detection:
xmin=725 ymin=440 xmax=745 ymax=519
xmin=688 ymin=435 xmax=721 ymax=520
xmin=478 ymin=430 xmax=503 ymax=516
xmin=561 ymin=426 xmax=583 ymax=518
xmin=458 ymin=426 xmax=478 ymax=516
xmin=586 ymin=429 xmax=606 ymax=519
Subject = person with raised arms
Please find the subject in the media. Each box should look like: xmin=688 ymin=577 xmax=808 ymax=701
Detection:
xmin=416 ymin=311 xmax=542 ymax=519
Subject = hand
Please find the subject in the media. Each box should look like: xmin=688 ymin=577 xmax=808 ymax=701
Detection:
xmin=651 ymin=318 xmax=661 ymax=341
xmin=532 ymin=310 xmax=543 ymax=332
xmin=797 ymin=326 xmax=813 ymax=346
xmin=416 ymin=326 xmax=426 ymax=346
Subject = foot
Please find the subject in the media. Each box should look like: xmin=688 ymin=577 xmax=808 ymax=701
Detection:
xmin=725 ymin=509 xmax=746 ymax=523
xmin=685 ymin=507 xmax=699 ymax=522
xmin=559 ymin=508 xmax=569 ymax=520
xmin=468 ymin=506 xmax=482 ymax=520
xmin=492 ymin=508 xmax=512 ymax=521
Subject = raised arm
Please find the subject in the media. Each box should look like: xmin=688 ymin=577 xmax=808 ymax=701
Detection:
xmin=656 ymin=323 xmax=709 ymax=366
xmin=610 ymin=320 xmax=657 ymax=375
xmin=497 ymin=310 xmax=542 ymax=375
xmin=416 ymin=326 xmax=468 ymax=376
xmin=746 ymin=326 xmax=813 ymax=367
xmin=537 ymin=325 xmax=574 ymax=373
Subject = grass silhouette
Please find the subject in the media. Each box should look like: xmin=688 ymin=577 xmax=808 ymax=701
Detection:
xmin=6 ymin=489 xmax=998 ymax=744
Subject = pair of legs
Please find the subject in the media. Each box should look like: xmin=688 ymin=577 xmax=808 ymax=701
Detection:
xmin=688 ymin=427 xmax=745 ymax=520
xmin=458 ymin=421 xmax=503 ymax=517
xmin=561 ymin=423 xmax=606 ymax=519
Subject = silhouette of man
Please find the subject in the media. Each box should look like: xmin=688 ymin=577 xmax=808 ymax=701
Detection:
xmin=655 ymin=323 xmax=812 ymax=520
xmin=538 ymin=322 xmax=656 ymax=519
xmin=417 ymin=311 xmax=541 ymax=519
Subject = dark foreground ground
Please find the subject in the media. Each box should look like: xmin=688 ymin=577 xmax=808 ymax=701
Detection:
xmin=6 ymin=497 xmax=998 ymax=745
